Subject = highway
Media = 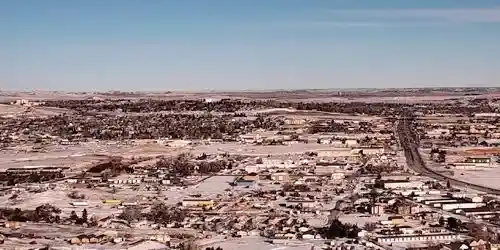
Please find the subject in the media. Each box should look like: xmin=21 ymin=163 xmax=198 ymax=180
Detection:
xmin=396 ymin=114 xmax=500 ymax=195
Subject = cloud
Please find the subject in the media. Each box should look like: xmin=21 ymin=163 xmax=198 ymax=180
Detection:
xmin=233 ymin=7 xmax=500 ymax=32
xmin=328 ymin=7 xmax=500 ymax=23
xmin=283 ymin=20 xmax=444 ymax=28
xmin=241 ymin=20 xmax=439 ymax=31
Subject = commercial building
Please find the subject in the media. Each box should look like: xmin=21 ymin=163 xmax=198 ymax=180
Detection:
xmin=377 ymin=233 xmax=461 ymax=244
xmin=181 ymin=199 xmax=214 ymax=208
xmin=383 ymin=180 xmax=424 ymax=190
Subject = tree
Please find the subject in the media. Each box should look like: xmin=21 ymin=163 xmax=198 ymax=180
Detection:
xmin=147 ymin=202 xmax=187 ymax=225
xmin=81 ymin=209 xmax=88 ymax=223
xmin=437 ymin=150 xmax=447 ymax=163
xmin=320 ymin=219 xmax=360 ymax=239
xmin=447 ymin=217 xmax=460 ymax=231
xmin=88 ymin=215 xmax=98 ymax=227
xmin=70 ymin=211 xmax=79 ymax=221
xmin=438 ymin=216 xmax=445 ymax=227
xmin=34 ymin=204 xmax=61 ymax=223
xmin=363 ymin=222 xmax=377 ymax=232
xmin=67 ymin=191 xmax=85 ymax=199
xmin=119 ymin=206 xmax=142 ymax=223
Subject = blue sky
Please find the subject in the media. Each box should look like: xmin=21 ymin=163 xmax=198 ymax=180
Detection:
xmin=1 ymin=0 xmax=499 ymax=91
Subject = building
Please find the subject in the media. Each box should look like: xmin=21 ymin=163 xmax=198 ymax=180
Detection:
xmin=464 ymin=157 xmax=493 ymax=167
xmin=181 ymin=199 xmax=214 ymax=208
xmin=441 ymin=202 xmax=486 ymax=211
xmin=103 ymin=200 xmax=122 ymax=205
xmin=70 ymin=202 xmax=89 ymax=207
xmin=371 ymin=205 xmax=384 ymax=216
xmin=239 ymin=134 xmax=262 ymax=144
xmin=470 ymin=239 xmax=489 ymax=250
xmin=397 ymin=203 xmax=420 ymax=215
xmin=345 ymin=139 xmax=359 ymax=147
xmin=285 ymin=199 xmax=318 ymax=208
xmin=235 ymin=179 xmax=256 ymax=187
xmin=166 ymin=140 xmax=191 ymax=148
xmin=245 ymin=165 xmax=261 ymax=174
xmin=352 ymin=146 xmax=385 ymax=155
xmin=453 ymin=163 xmax=478 ymax=170
xmin=271 ymin=172 xmax=290 ymax=182
xmin=284 ymin=118 xmax=306 ymax=126
xmin=108 ymin=178 xmax=142 ymax=185
xmin=387 ymin=215 xmax=405 ymax=225
xmin=457 ymin=207 xmax=500 ymax=218
xmin=331 ymin=172 xmax=345 ymax=181
xmin=6 ymin=166 xmax=68 ymax=174
xmin=383 ymin=180 xmax=424 ymax=190
xmin=317 ymin=149 xmax=352 ymax=158
xmin=377 ymin=233 xmax=461 ymax=244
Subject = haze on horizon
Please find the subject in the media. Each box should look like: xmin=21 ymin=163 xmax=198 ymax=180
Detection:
xmin=1 ymin=0 xmax=499 ymax=92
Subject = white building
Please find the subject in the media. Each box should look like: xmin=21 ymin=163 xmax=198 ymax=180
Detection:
xmin=245 ymin=165 xmax=261 ymax=173
xmin=441 ymin=202 xmax=486 ymax=211
xmin=383 ymin=180 xmax=424 ymax=190
xmin=377 ymin=233 xmax=461 ymax=244
xmin=331 ymin=172 xmax=345 ymax=181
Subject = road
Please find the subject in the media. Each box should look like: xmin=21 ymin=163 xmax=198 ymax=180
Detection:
xmin=396 ymin=114 xmax=500 ymax=195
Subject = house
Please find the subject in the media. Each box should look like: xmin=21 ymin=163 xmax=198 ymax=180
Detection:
xmin=345 ymin=139 xmax=359 ymax=147
xmin=271 ymin=172 xmax=290 ymax=182
xmin=245 ymin=165 xmax=261 ymax=173
xmin=491 ymin=243 xmax=500 ymax=250
xmin=181 ymin=199 xmax=214 ymax=208
xmin=331 ymin=172 xmax=345 ymax=181
xmin=470 ymin=239 xmax=489 ymax=250
xmin=318 ymin=138 xmax=332 ymax=145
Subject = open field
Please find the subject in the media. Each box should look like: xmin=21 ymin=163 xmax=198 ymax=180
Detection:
xmin=3 ymin=88 xmax=500 ymax=103
xmin=446 ymin=168 xmax=500 ymax=190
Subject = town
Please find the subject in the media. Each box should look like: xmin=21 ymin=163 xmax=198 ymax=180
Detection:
xmin=1 ymin=90 xmax=500 ymax=250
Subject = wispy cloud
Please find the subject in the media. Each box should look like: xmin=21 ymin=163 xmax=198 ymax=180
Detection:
xmin=328 ymin=7 xmax=500 ymax=23
xmin=275 ymin=20 xmax=444 ymax=28
xmin=234 ymin=7 xmax=500 ymax=32
xmin=240 ymin=20 xmax=442 ymax=31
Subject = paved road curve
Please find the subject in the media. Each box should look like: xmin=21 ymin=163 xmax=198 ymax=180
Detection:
xmin=396 ymin=114 xmax=500 ymax=195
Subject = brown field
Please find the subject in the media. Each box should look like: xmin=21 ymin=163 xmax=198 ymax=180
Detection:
xmin=465 ymin=148 xmax=500 ymax=155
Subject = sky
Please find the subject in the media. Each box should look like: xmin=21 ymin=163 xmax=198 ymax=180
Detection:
xmin=0 ymin=0 xmax=499 ymax=91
